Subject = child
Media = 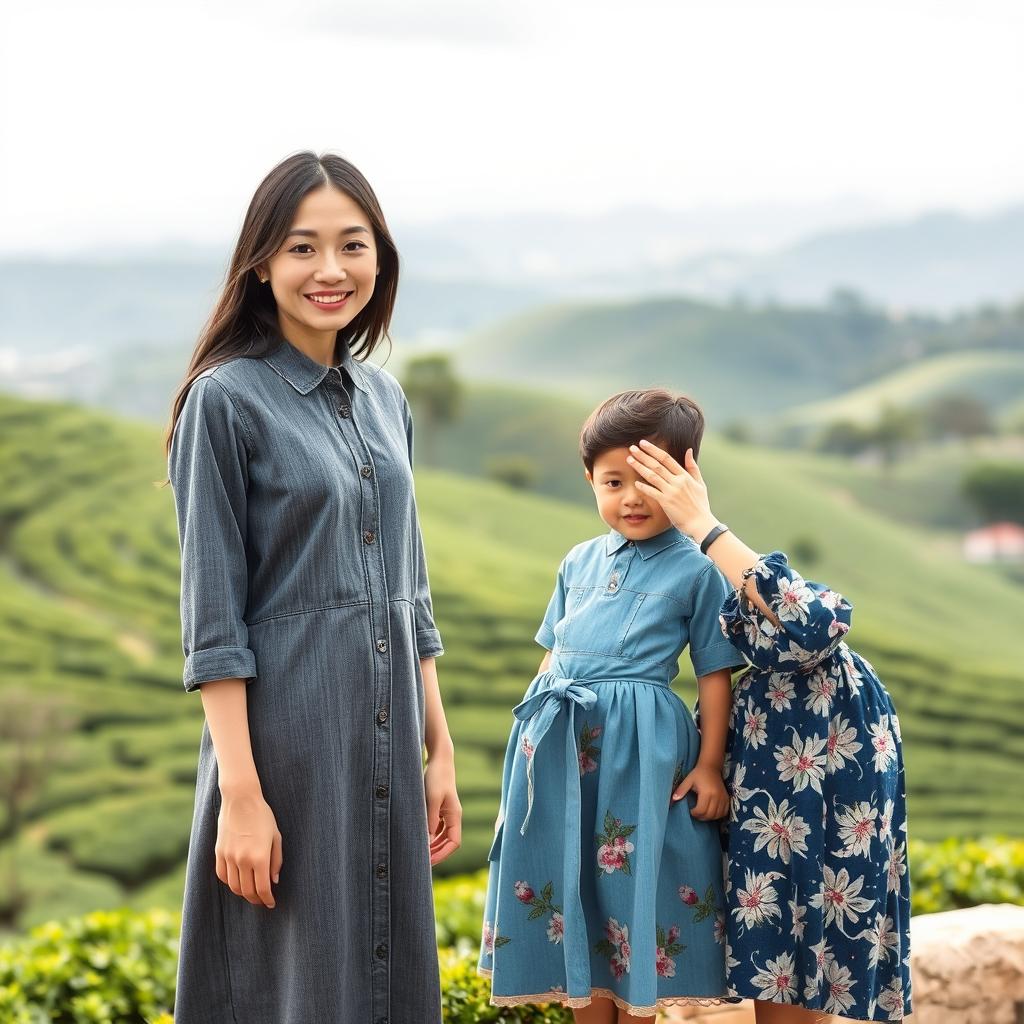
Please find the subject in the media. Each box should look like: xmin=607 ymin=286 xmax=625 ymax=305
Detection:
xmin=477 ymin=389 xmax=746 ymax=1022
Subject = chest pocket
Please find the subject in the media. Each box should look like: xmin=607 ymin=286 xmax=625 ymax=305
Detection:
xmin=556 ymin=585 xmax=648 ymax=657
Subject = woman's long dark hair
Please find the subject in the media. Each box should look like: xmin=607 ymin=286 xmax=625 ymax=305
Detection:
xmin=162 ymin=151 xmax=399 ymax=461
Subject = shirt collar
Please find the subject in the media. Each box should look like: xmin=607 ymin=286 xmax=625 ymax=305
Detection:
xmin=605 ymin=525 xmax=687 ymax=560
xmin=263 ymin=337 xmax=370 ymax=395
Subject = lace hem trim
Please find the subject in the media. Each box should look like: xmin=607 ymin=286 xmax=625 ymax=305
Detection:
xmin=475 ymin=965 xmax=734 ymax=1016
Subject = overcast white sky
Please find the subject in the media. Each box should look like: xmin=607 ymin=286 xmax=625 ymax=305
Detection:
xmin=1 ymin=0 xmax=1022 ymax=255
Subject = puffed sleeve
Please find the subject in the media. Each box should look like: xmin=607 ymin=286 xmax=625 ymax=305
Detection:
xmin=402 ymin=395 xmax=444 ymax=659
xmin=168 ymin=376 xmax=258 ymax=693
xmin=718 ymin=550 xmax=853 ymax=674
xmin=534 ymin=556 xmax=569 ymax=650
xmin=687 ymin=562 xmax=748 ymax=677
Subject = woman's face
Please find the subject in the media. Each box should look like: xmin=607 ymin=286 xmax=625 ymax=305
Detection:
xmin=260 ymin=184 xmax=379 ymax=353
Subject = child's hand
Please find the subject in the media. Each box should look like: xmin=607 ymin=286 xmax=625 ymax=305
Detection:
xmin=625 ymin=440 xmax=716 ymax=540
xmin=671 ymin=763 xmax=729 ymax=821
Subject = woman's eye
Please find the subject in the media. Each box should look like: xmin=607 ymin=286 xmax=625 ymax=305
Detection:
xmin=290 ymin=244 xmax=314 ymax=254
xmin=343 ymin=240 xmax=368 ymax=252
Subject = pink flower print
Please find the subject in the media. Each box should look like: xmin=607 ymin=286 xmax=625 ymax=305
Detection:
xmin=595 ymin=810 xmax=637 ymax=876
xmin=547 ymin=911 xmax=564 ymax=944
xmin=578 ymin=722 xmax=602 ymax=776
xmin=595 ymin=917 xmax=632 ymax=978
xmin=513 ymin=880 xmax=535 ymax=903
xmin=598 ymin=844 xmax=627 ymax=873
xmin=666 ymin=925 xmax=680 ymax=945
xmin=655 ymin=947 xmax=675 ymax=977
xmin=679 ymin=885 xmax=698 ymax=905
xmin=520 ymin=736 xmax=534 ymax=760
xmin=482 ymin=921 xmax=494 ymax=954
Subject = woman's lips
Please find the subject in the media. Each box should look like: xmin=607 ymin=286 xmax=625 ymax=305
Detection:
xmin=304 ymin=291 xmax=352 ymax=310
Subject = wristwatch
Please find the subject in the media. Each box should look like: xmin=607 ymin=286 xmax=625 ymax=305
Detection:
xmin=699 ymin=523 xmax=730 ymax=555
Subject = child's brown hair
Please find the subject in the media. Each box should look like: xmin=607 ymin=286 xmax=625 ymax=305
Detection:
xmin=579 ymin=388 xmax=705 ymax=473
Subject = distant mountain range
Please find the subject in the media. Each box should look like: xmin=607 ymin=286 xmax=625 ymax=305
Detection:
xmin=1 ymin=202 xmax=1021 ymax=421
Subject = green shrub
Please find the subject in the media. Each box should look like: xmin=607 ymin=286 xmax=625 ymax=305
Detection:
xmin=0 ymin=907 xmax=177 ymax=1023
xmin=909 ymin=835 xmax=1024 ymax=915
xmin=438 ymin=947 xmax=572 ymax=1022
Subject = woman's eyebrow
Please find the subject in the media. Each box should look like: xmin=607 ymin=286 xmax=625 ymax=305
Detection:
xmin=285 ymin=226 xmax=370 ymax=239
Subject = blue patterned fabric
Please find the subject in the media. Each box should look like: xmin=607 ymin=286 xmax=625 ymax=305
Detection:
xmin=719 ymin=551 xmax=912 ymax=1021
xmin=477 ymin=526 xmax=746 ymax=1016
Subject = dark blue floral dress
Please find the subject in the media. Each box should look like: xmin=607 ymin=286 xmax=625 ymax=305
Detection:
xmin=718 ymin=551 xmax=912 ymax=1021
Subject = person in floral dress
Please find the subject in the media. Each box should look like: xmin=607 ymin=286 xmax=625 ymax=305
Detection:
xmin=624 ymin=439 xmax=912 ymax=1024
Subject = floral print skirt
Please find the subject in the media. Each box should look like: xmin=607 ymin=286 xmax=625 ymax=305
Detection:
xmin=477 ymin=671 xmax=732 ymax=1016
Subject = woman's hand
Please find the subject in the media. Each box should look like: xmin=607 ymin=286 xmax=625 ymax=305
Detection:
xmin=671 ymin=763 xmax=730 ymax=821
xmin=425 ymin=749 xmax=463 ymax=866
xmin=215 ymin=786 xmax=283 ymax=909
xmin=625 ymin=439 xmax=718 ymax=540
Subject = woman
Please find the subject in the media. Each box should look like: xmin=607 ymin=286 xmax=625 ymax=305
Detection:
xmin=623 ymin=439 xmax=912 ymax=1024
xmin=164 ymin=151 xmax=461 ymax=1024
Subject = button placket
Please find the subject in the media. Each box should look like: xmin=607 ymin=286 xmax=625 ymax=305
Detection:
xmin=329 ymin=371 xmax=392 ymax=1017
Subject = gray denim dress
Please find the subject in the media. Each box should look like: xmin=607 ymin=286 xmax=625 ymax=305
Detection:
xmin=167 ymin=337 xmax=444 ymax=1024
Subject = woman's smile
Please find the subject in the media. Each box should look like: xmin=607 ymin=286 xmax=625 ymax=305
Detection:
xmin=303 ymin=289 xmax=353 ymax=310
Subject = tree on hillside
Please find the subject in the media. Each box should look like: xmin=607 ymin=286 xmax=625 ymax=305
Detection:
xmin=816 ymin=419 xmax=875 ymax=456
xmin=923 ymin=393 xmax=993 ymax=440
xmin=486 ymin=455 xmax=538 ymax=491
xmin=0 ymin=689 xmax=78 ymax=923
xmin=402 ymin=354 xmax=463 ymax=467
xmin=872 ymin=402 xmax=923 ymax=469
xmin=961 ymin=462 xmax=1024 ymax=525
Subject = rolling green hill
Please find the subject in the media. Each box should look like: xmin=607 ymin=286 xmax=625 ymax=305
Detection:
xmin=0 ymin=392 xmax=1021 ymax=937
xmin=775 ymin=349 xmax=1024 ymax=435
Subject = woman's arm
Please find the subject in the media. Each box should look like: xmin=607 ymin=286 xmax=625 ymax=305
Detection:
xmin=200 ymin=678 xmax=283 ymax=909
xmin=422 ymin=656 xmax=463 ymax=865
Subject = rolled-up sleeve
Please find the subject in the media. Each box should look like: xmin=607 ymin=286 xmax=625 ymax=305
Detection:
xmin=169 ymin=376 xmax=258 ymax=692
xmin=401 ymin=394 xmax=444 ymax=659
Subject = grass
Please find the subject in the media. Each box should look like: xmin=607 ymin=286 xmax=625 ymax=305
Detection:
xmin=0 ymin=388 xmax=1020 ymax=934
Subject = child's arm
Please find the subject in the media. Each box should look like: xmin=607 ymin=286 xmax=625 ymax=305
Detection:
xmin=671 ymin=668 xmax=731 ymax=821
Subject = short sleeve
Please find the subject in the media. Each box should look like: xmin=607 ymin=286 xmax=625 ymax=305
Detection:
xmin=401 ymin=393 xmax=444 ymax=659
xmin=687 ymin=562 xmax=748 ymax=677
xmin=718 ymin=550 xmax=853 ymax=674
xmin=168 ymin=376 xmax=258 ymax=692
xmin=535 ymin=557 xmax=569 ymax=650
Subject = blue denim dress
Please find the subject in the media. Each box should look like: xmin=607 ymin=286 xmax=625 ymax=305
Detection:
xmin=719 ymin=552 xmax=912 ymax=1020
xmin=477 ymin=526 xmax=745 ymax=1017
xmin=168 ymin=338 xmax=444 ymax=1024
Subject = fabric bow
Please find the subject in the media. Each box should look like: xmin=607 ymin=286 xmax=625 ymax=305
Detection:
xmin=512 ymin=674 xmax=597 ymax=836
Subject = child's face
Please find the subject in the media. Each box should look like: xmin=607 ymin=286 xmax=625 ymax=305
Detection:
xmin=585 ymin=446 xmax=674 ymax=541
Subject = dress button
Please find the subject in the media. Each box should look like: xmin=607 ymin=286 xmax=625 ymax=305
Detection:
xmin=376 ymin=862 xmax=388 ymax=878
xmin=375 ymin=943 xmax=387 ymax=959
xmin=363 ymin=530 xmax=376 ymax=544
xmin=627 ymin=540 xmax=634 ymax=547
xmin=338 ymin=404 xmax=351 ymax=418
xmin=376 ymin=638 xmax=388 ymax=654
xmin=376 ymin=783 xmax=389 ymax=798
xmin=360 ymin=465 xmax=373 ymax=478
xmin=377 ymin=708 xmax=389 ymax=724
